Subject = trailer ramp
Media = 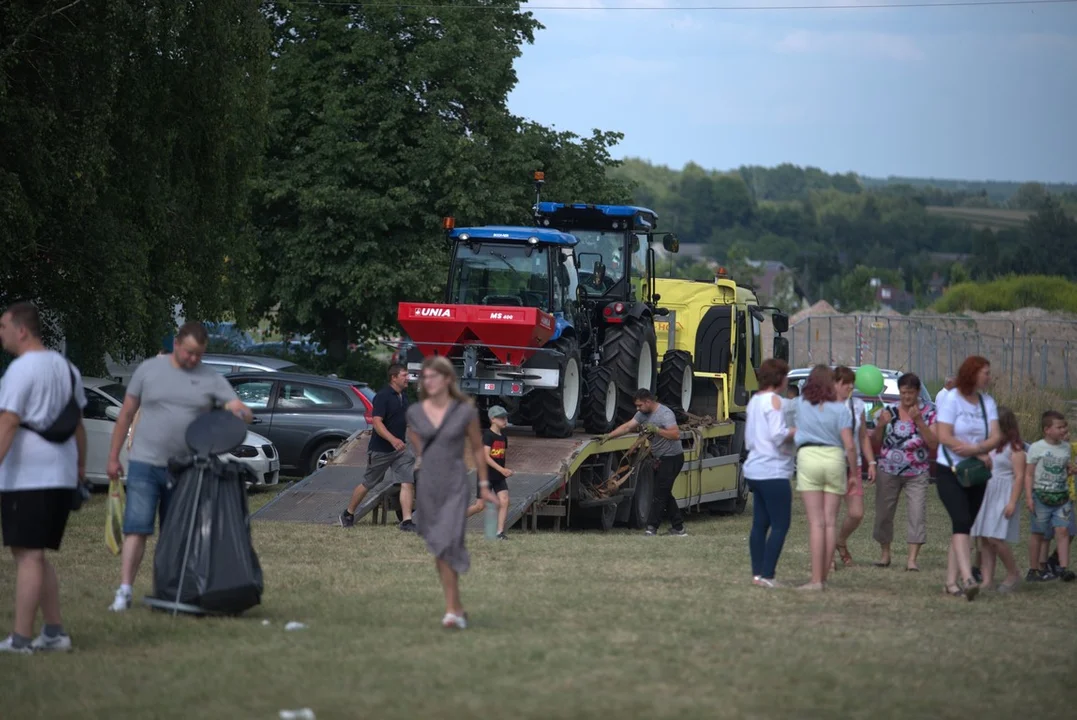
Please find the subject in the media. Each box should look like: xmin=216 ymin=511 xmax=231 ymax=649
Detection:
xmin=252 ymin=429 xmax=593 ymax=531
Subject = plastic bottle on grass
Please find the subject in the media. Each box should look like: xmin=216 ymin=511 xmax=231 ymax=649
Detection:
xmin=484 ymin=498 xmax=497 ymax=539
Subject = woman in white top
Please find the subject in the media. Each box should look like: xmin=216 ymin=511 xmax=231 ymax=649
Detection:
xmin=831 ymin=366 xmax=877 ymax=569
xmin=743 ymin=359 xmax=797 ymax=588
xmin=969 ymin=406 xmax=1025 ymax=592
xmin=935 ymin=355 xmax=1002 ymax=601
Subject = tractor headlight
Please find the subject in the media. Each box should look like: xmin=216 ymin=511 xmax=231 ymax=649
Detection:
xmin=528 ymin=236 xmax=539 ymax=245
xmin=458 ymin=233 xmax=470 ymax=241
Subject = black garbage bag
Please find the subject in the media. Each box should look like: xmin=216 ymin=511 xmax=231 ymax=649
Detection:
xmin=152 ymin=455 xmax=264 ymax=615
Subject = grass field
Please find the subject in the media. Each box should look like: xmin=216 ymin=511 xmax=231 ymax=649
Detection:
xmin=4 ymin=482 xmax=1077 ymax=719
xmin=925 ymin=205 xmax=1034 ymax=231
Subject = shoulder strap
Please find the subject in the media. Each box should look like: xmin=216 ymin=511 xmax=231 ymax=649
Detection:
xmin=424 ymin=401 xmax=461 ymax=452
xmin=977 ymin=393 xmax=988 ymax=436
xmin=19 ymin=361 xmax=78 ymax=435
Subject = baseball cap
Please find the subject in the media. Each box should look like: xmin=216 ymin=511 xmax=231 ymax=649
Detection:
xmin=488 ymin=405 xmax=509 ymax=420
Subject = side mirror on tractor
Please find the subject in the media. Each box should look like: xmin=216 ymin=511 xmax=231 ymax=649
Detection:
xmin=662 ymin=233 xmax=679 ymax=253
xmin=772 ymin=311 xmax=789 ymax=334
xmin=773 ymin=336 xmax=790 ymax=362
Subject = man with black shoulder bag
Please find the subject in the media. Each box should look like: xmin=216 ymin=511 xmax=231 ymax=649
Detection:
xmin=0 ymin=302 xmax=88 ymax=654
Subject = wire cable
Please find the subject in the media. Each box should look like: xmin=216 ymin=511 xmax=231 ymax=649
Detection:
xmin=284 ymin=0 xmax=1077 ymax=11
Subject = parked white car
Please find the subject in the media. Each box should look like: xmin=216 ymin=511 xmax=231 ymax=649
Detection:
xmin=81 ymin=377 xmax=280 ymax=488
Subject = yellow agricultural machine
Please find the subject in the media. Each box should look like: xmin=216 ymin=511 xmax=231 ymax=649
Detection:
xmin=654 ymin=267 xmax=790 ymax=422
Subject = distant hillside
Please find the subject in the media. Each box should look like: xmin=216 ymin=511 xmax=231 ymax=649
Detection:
xmin=925 ymin=206 xmax=1032 ymax=231
xmin=859 ymin=176 xmax=1077 ymax=205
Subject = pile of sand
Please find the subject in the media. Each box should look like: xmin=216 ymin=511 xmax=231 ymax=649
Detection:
xmin=791 ymin=300 xmax=837 ymax=325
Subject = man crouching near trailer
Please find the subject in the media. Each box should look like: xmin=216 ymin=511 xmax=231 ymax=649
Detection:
xmin=601 ymin=389 xmax=687 ymax=537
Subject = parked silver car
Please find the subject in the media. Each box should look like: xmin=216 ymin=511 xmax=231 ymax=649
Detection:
xmin=785 ymin=365 xmax=934 ymax=427
xmin=201 ymin=353 xmax=312 ymax=376
xmin=80 ymin=377 xmax=280 ymax=488
xmin=225 ymin=371 xmax=375 ymax=476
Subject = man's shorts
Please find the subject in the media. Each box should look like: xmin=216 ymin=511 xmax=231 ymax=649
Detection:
xmin=1030 ymin=496 xmax=1074 ymax=537
xmin=796 ymin=445 xmax=848 ymax=495
xmin=1 ymin=488 xmax=72 ymax=550
xmin=123 ymin=460 xmax=172 ymax=536
xmin=476 ymin=474 xmax=510 ymax=498
xmin=362 ymin=448 xmax=416 ymax=489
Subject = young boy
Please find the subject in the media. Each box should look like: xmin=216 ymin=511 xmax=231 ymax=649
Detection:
xmin=1042 ymin=433 xmax=1077 ymax=576
xmin=1025 ymin=410 xmax=1076 ymax=582
xmin=466 ymin=405 xmax=513 ymax=540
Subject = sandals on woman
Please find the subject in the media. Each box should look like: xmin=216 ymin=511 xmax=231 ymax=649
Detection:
xmin=835 ymin=544 xmax=854 ymax=568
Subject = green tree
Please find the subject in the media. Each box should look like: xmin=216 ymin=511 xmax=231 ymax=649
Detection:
xmin=255 ymin=2 xmax=628 ymax=361
xmin=1 ymin=0 xmax=268 ymax=370
xmin=1011 ymin=182 xmax=1049 ymax=210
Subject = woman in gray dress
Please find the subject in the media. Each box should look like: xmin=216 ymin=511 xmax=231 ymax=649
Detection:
xmin=406 ymin=355 xmax=493 ymax=630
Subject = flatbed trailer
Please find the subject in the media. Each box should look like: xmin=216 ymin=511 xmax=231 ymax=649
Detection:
xmin=251 ymin=411 xmax=747 ymax=531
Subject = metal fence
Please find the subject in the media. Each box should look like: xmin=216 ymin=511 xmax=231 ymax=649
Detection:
xmin=788 ymin=314 xmax=1077 ymax=392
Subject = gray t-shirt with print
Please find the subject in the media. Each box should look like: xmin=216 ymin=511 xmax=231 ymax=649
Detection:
xmin=127 ymin=355 xmax=239 ymax=466
xmin=634 ymin=403 xmax=682 ymax=457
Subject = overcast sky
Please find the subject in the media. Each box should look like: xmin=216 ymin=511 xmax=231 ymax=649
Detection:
xmin=508 ymin=0 xmax=1077 ymax=183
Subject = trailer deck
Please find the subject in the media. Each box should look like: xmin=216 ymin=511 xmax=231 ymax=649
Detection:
xmin=251 ymin=428 xmax=601 ymax=530
xmin=250 ymin=416 xmax=743 ymax=530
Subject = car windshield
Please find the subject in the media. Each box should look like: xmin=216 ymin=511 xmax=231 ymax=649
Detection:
xmin=98 ymin=383 xmax=128 ymax=403
xmin=449 ymin=242 xmax=551 ymax=310
xmin=278 ymin=363 xmax=313 ymax=375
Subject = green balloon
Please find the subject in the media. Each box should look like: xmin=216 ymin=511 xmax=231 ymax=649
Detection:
xmin=855 ymin=364 xmax=884 ymax=396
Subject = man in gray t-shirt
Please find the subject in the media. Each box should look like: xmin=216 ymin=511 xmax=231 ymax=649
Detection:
xmin=105 ymin=321 xmax=253 ymax=612
xmin=600 ymin=388 xmax=687 ymax=536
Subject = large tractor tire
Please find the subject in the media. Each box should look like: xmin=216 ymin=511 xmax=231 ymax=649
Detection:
xmin=601 ymin=318 xmax=658 ymax=425
xmin=657 ymin=350 xmax=694 ymax=415
xmin=582 ymin=365 xmax=617 ymax=434
xmin=529 ymin=337 xmax=582 ymax=438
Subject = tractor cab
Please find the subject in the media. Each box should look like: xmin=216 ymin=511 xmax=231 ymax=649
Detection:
xmin=445 ymin=225 xmax=580 ymax=322
xmin=532 ymin=201 xmax=677 ymax=308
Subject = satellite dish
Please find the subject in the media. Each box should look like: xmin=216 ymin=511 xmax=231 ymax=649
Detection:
xmin=185 ymin=409 xmax=247 ymax=457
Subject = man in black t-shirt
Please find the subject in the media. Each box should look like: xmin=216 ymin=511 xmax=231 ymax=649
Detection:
xmin=466 ymin=405 xmax=513 ymax=539
xmin=339 ymin=364 xmax=417 ymax=532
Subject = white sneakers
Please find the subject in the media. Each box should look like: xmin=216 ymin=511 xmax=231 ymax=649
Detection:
xmin=0 ymin=632 xmax=72 ymax=654
xmin=31 ymin=632 xmax=72 ymax=652
xmin=0 ymin=636 xmax=32 ymax=654
xmin=109 ymin=587 xmax=132 ymax=612
xmin=441 ymin=612 xmax=468 ymax=630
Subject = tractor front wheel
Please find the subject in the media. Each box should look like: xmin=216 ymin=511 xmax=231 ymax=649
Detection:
xmin=601 ymin=318 xmax=658 ymax=425
xmin=529 ymin=337 xmax=582 ymax=438
xmin=657 ymin=349 xmax=694 ymax=414
xmin=582 ymin=365 xmax=616 ymax=434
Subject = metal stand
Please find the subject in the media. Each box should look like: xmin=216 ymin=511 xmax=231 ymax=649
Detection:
xmin=143 ymin=456 xmax=219 ymax=617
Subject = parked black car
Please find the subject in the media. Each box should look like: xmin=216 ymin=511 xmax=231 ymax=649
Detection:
xmin=225 ymin=371 xmax=375 ymax=476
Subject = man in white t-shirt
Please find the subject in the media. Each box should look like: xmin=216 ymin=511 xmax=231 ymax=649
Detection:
xmin=0 ymin=302 xmax=87 ymax=654
xmin=935 ymin=376 xmax=955 ymax=407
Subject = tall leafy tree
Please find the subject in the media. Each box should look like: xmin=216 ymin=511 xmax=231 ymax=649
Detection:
xmin=254 ymin=1 xmax=629 ymax=361
xmin=1 ymin=0 xmax=268 ymax=370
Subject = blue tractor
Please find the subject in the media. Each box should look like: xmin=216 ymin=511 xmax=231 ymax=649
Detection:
xmin=398 ymin=224 xmax=590 ymax=438
xmin=532 ymin=179 xmax=680 ymax=431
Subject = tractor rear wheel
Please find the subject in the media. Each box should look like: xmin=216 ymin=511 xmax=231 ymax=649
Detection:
xmin=582 ymin=365 xmax=616 ymax=434
xmin=657 ymin=350 xmax=693 ymax=414
xmin=529 ymin=337 xmax=582 ymax=438
xmin=602 ymin=318 xmax=658 ymax=425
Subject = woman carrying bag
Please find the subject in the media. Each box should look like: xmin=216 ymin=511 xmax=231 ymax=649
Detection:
xmin=934 ymin=355 xmax=1001 ymax=601
xmin=871 ymin=373 xmax=937 ymax=571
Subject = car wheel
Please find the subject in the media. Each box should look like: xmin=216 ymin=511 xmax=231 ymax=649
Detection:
xmin=308 ymin=439 xmax=342 ymax=476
